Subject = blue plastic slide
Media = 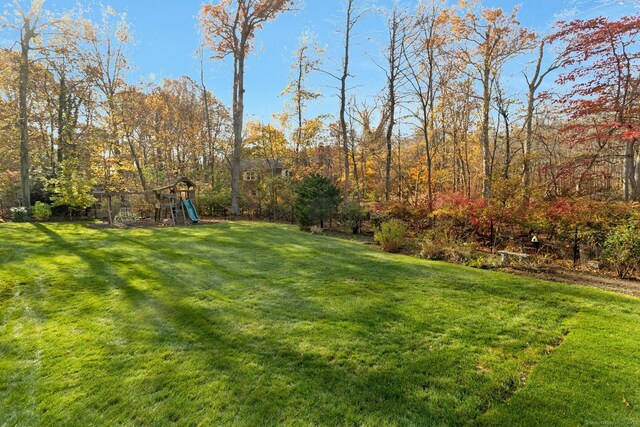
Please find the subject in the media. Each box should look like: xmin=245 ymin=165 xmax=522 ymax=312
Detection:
xmin=182 ymin=199 xmax=200 ymax=223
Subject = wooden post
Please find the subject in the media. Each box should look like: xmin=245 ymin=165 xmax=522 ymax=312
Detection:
xmin=500 ymin=252 xmax=509 ymax=266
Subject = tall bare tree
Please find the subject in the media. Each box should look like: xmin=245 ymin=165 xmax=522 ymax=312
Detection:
xmin=522 ymin=38 xmax=560 ymax=198
xmin=2 ymin=0 xmax=46 ymax=207
xmin=404 ymin=0 xmax=447 ymax=211
xmin=318 ymin=0 xmax=365 ymax=199
xmin=451 ymin=5 xmax=534 ymax=201
xmin=200 ymin=0 xmax=296 ymax=216
xmin=338 ymin=0 xmax=362 ymax=199
xmin=281 ymin=32 xmax=323 ymax=165
xmin=382 ymin=3 xmax=409 ymax=201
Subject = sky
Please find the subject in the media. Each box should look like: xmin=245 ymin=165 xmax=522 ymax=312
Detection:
xmin=13 ymin=0 xmax=640 ymax=123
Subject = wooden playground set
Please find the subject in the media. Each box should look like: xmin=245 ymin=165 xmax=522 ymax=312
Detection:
xmin=92 ymin=177 xmax=201 ymax=226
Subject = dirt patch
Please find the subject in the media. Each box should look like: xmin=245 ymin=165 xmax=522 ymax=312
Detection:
xmin=503 ymin=265 xmax=640 ymax=298
xmin=86 ymin=218 xmax=224 ymax=230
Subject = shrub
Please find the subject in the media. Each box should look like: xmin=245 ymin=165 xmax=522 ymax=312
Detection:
xmin=421 ymin=232 xmax=475 ymax=263
xmin=310 ymin=225 xmax=323 ymax=235
xmin=197 ymin=189 xmax=232 ymax=216
xmin=369 ymin=208 xmax=390 ymax=230
xmin=420 ymin=234 xmax=500 ymax=268
xmin=294 ymin=174 xmax=341 ymax=230
xmin=32 ymin=202 xmax=52 ymax=221
xmin=338 ymin=200 xmax=366 ymax=234
xmin=10 ymin=206 xmax=28 ymax=222
xmin=601 ymin=223 xmax=640 ymax=278
xmin=49 ymin=158 xmax=96 ymax=219
xmin=432 ymin=193 xmax=488 ymax=241
xmin=368 ymin=201 xmax=432 ymax=231
xmin=374 ymin=219 xmax=407 ymax=253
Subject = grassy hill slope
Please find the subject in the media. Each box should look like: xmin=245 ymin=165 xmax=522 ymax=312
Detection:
xmin=0 ymin=222 xmax=638 ymax=425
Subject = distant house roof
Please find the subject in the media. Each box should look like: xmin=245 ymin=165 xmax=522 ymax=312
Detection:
xmin=240 ymin=158 xmax=285 ymax=171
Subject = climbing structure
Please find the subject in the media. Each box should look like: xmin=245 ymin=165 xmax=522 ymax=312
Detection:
xmin=153 ymin=177 xmax=199 ymax=226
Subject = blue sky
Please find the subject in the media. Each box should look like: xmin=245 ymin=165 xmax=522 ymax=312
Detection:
xmin=34 ymin=0 xmax=640 ymax=122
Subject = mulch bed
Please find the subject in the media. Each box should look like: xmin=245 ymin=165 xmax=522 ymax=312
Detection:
xmin=503 ymin=265 xmax=640 ymax=298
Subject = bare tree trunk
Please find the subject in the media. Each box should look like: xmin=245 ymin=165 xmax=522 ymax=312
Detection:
xmin=523 ymin=40 xmax=559 ymax=201
xmin=339 ymin=0 xmax=355 ymax=199
xmin=19 ymin=20 xmax=37 ymax=208
xmin=200 ymin=50 xmax=216 ymax=190
xmin=503 ymin=117 xmax=511 ymax=179
xmin=350 ymin=132 xmax=360 ymax=199
xmin=383 ymin=7 xmax=400 ymax=202
xmin=523 ymin=82 xmax=535 ymax=190
xmin=231 ymin=44 xmax=246 ymax=216
xmin=624 ymin=139 xmax=634 ymax=201
xmin=634 ymin=144 xmax=640 ymax=201
xmin=481 ymin=60 xmax=492 ymax=201
xmin=296 ymin=57 xmax=304 ymax=162
xmin=126 ymin=133 xmax=147 ymax=190
xmin=495 ymin=83 xmax=512 ymax=179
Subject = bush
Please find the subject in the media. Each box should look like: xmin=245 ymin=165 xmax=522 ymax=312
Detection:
xmin=369 ymin=208 xmax=390 ymax=230
xmin=49 ymin=158 xmax=96 ymax=219
xmin=420 ymin=233 xmax=499 ymax=268
xmin=338 ymin=200 xmax=366 ymax=234
xmin=432 ymin=193 xmax=487 ymax=241
xmin=294 ymin=174 xmax=341 ymax=230
xmin=420 ymin=232 xmax=474 ymax=263
xmin=374 ymin=219 xmax=407 ymax=253
xmin=602 ymin=223 xmax=640 ymax=278
xmin=310 ymin=225 xmax=323 ymax=235
xmin=197 ymin=189 xmax=231 ymax=216
xmin=10 ymin=206 xmax=28 ymax=222
xmin=32 ymin=202 xmax=52 ymax=221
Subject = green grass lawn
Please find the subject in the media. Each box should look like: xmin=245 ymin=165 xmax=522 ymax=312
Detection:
xmin=0 ymin=221 xmax=638 ymax=426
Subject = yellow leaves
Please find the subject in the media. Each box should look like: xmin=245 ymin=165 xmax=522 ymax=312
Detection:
xmin=201 ymin=0 xmax=295 ymax=59
xmin=481 ymin=8 xmax=503 ymax=23
xmin=115 ymin=16 xmax=131 ymax=44
xmin=244 ymin=120 xmax=288 ymax=156
xmin=280 ymin=82 xmax=293 ymax=97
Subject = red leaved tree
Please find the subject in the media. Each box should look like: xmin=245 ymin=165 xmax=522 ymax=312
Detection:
xmin=200 ymin=0 xmax=296 ymax=216
xmin=551 ymin=15 xmax=640 ymax=201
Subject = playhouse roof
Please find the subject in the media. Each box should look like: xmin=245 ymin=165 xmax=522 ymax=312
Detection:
xmin=153 ymin=176 xmax=197 ymax=192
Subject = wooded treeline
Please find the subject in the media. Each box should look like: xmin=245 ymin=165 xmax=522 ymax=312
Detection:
xmin=1 ymin=0 xmax=639 ymax=218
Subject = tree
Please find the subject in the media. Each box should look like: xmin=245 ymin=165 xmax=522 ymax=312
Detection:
xmin=382 ymin=3 xmax=409 ymax=202
xmin=337 ymin=0 xmax=362 ymax=200
xmin=2 ymin=0 xmax=46 ymax=208
xmin=522 ymin=38 xmax=560 ymax=197
xmin=40 ymin=11 xmax=94 ymax=170
xmin=551 ymin=15 xmax=640 ymax=201
xmin=200 ymin=0 xmax=296 ymax=216
xmin=451 ymin=4 xmax=534 ymax=200
xmin=281 ymin=32 xmax=324 ymax=164
xmin=317 ymin=0 xmax=365 ymax=199
xmin=404 ymin=0 xmax=448 ymax=210
xmin=49 ymin=157 xmax=96 ymax=219
xmin=198 ymin=47 xmax=231 ymax=190
xmin=63 ymin=5 xmax=133 ymax=193
xmin=294 ymin=174 xmax=341 ymax=229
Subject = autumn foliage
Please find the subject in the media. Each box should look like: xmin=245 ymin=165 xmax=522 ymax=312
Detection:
xmin=551 ymin=15 xmax=640 ymax=200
